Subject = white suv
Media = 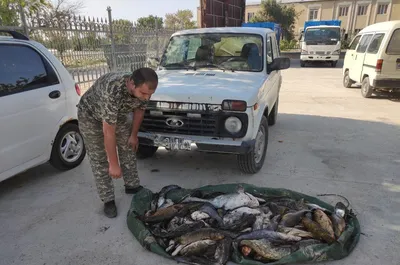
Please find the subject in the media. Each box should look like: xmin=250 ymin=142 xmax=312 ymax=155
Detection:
xmin=0 ymin=30 xmax=86 ymax=182
xmin=136 ymin=27 xmax=290 ymax=174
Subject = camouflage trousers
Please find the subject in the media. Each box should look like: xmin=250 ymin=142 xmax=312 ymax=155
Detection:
xmin=77 ymin=108 xmax=140 ymax=203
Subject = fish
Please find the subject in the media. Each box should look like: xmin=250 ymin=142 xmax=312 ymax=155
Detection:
xmin=240 ymin=239 xmax=293 ymax=261
xmin=266 ymin=215 xmax=281 ymax=231
xmin=222 ymin=207 xmax=261 ymax=226
xmin=306 ymin=203 xmax=331 ymax=213
xmin=330 ymin=212 xmax=346 ymax=239
xmin=159 ymin=199 xmax=174 ymax=209
xmin=157 ymin=185 xmax=182 ymax=209
xmin=279 ymin=210 xmax=310 ymax=227
xmin=252 ymin=210 xmax=273 ymax=231
xmin=136 ymin=204 xmax=185 ymax=223
xmin=301 ymin=216 xmax=335 ymax=244
xmin=235 ymin=229 xmax=302 ymax=243
xmin=176 ymin=228 xmax=226 ymax=246
xmin=313 ymin=209 xmax=335 ymax=239
xmin=214 ymin=237 xmax=233 ymax=265
xmin=295 ymin=239 xmax=323 ymax=248
xmin=183 ymin=185 xmax=260 ymax=211
xmin=277 ymin=226 xmax=314 ymax=238
xmin=241 ymin=245 xmax=252 ymax=256
xmin=191 ymin=211 xmax=210 ymax=221
xmin=179 ymin=239 xmax=217 ymax=256
xmin=222 ymin=214 xmax=257 ymax=232
xmin=197 ymin=203 xmax=224 ymax=226
xmin=137 ymin=203 xmax=200 ymax=224
xmin=152 ymin=221 xmax=206 ymax=238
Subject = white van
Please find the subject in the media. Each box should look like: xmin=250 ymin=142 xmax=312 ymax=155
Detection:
xmin=342 ymin=20 xmax=400 ymax=98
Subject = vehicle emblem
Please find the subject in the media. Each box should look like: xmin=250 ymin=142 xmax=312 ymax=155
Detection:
xmin=166 ymin=117 xmax=184 ymax=128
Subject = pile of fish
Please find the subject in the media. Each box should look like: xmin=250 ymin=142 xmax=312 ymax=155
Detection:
xmin=135 ymin=185 xmax=349 ymax=265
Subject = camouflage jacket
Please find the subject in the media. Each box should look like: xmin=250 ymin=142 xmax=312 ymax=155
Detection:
xmin=77 ymin=72 xmax=148 ymax=125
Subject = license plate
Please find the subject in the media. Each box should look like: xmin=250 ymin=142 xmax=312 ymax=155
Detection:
xmin=153 ymin=135 xmax=192 ymax=151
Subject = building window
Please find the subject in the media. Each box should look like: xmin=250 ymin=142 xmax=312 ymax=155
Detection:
xmin=339 ymin=6 xmax=349 ymax=16
xmin=357 ymin=5 xmax=368 ymax=15
xmin=309 ymin=9 xmax=318 ymax=20
xmin=247 ymin=12 xmax=254 ymax=21
xmin=377 ymin=4 xmax=389 ymax=14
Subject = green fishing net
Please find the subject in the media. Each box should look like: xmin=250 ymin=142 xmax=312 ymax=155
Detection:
xmin=126 ymin=183 xmax=360 ymax=264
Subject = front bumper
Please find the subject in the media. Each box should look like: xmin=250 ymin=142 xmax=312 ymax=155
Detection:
xmin=300 ymin=54 xmax=339 ymax=61
xmin=138 ymin=132 xmax=255 ymax=155
xmin=373 ymin=79 xmax=400 ymax=89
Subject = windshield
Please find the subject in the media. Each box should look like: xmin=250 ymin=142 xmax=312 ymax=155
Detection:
xmin=159 ymin=33 xmax=263 ymax=72
xmin=304 ymin=27 xmax=341 ymax=44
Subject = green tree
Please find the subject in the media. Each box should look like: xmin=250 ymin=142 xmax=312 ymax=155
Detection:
xmin=135 ymin=15 xmax=163 ymax=29
xmin=0 ymin=0 xmax=51 ymax=26
xmin=250 ymin=0 xmax=300 ymax=41
xmin=164 ymin=9 xmax=196 ymax=30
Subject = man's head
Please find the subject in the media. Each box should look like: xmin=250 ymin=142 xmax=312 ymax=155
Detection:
xmin=126 ymin=67 xmax=158 ymax=100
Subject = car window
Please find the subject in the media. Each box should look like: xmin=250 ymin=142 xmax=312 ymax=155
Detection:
xmin=187 ymin=38 xmax=202 ymax=60
xmin=386 ymin=28 xmax=400 ymax=55
xmin=266 ymin=36 xmax=273 ymax=64
xmin=367 ymin=33 xmax=385 ymax=54
xmin=348 ymin=35 xmax=361 ymax=50
xmin=0 ymin=44 xmax=58 ymax=97
xmin=356 ymin=34 xmax=373 ymax=53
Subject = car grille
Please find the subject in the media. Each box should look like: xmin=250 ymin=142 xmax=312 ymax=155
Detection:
xmin=315 ymin=51 xmax=326 ymax=55
xmin=141 ymin=110 xmax=218 ymax=136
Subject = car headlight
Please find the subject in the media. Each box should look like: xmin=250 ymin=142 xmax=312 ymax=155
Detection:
xmin=225 ymin=116 xmax=242 ymax=134
xmin=301 ymin=49 xmax=308 ymax=55
xmin=332 ymin=50 xmax=340 ymax=55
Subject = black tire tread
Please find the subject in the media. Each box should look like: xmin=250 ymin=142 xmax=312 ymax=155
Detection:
xmin=237 ymin=116 xmax=268 ymax=174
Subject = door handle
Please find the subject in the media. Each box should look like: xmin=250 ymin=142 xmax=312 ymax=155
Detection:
xmin=49 ymin=90 xmax=61 ymax=99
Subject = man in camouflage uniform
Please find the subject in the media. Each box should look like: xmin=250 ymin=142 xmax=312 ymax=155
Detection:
xmin=77 ymin=68 xmax=158 ymax=218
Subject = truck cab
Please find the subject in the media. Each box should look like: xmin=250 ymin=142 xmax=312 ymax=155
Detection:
xmin=299 ymin=20 xmax=342 ymax=67
xmin=135 ymin=27 xmax=290 ymax=174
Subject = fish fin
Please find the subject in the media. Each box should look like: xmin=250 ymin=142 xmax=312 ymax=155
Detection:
xmin=171 ymin=244 xmax=184 ymax=257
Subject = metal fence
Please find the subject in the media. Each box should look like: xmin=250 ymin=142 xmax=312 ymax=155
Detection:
xmin=0 ymin=6 xmax=176 ymax=92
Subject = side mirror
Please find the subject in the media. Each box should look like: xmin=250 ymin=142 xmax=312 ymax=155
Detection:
xmin=269 ymin=57 xmax=290 ymax=72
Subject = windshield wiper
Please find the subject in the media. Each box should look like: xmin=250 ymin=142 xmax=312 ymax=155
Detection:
xmin=197 ymin=63 xmax=234 ymax=72
xmin=161 ymin=62 xmax=196 ymax=71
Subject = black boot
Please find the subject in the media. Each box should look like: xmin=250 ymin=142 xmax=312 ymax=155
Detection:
xmin=104 ymin=200 xmax=117 ymax=218
xmin=125 ymin=185 xmax=143 ymax=194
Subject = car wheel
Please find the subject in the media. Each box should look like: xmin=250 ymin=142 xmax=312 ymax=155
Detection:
xmin=237 ymin=116 xmax=268 ymax=174
xmin=268 ymin=97 xmax=279 ymax=126
xmin=343 ymin=70 xmax=354 ymax=88
xmin=50 ymin=123 xmax=86 ymax=170
xmin=137 ymin=144 xmax=158 ymax=159
xmin=331 ymin=61 xmax=338 ymax=67
xmin=361 ymin=76 xmax=373 ymax=98
xmin=300 ymin=60 xmax=306 ymax=67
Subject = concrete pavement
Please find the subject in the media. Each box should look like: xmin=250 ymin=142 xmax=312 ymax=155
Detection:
xmin=0 ymin=59 xmax=399 ymax=265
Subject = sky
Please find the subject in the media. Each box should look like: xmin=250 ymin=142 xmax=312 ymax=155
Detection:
xmin=75 ymin=0 xmax=262 ymax=23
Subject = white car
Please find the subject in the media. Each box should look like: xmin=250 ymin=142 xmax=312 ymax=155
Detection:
xmin=342 ymin=20 xmax=400 ymax=98
xmin=0 ymin=30 xmax=86 ymax=182
xmin=136 ymin=27 xmax=290 ymax=174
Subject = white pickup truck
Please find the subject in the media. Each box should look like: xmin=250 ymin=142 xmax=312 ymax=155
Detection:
xmin=136 ymin=27 xmax=290 ymax=174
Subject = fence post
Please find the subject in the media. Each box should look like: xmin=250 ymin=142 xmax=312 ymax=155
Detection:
xmin=19 ymin=4 xmax=29 ymax=37
xmin=155 ymin=16 xmax=159 ymax=59
xmin=107 ymin=6 xmax=117 ymax=71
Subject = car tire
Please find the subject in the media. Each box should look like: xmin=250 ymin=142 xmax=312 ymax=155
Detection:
xmin=331 ymin=61 xmax=338 ymax=67
xmin=237 ymin=116 xmax=268 ymax=174
xmin=300 ymin=60 xmax=306 ymax=67
xmin=49 ymin=123 xmax=86 ymax=170
xmin=137 ymin=144 xmax=158 ymax=159
xmin=361 ymin=76 xmax=373 ymax=98
xmin=343 ymin=70 xmax=355 ymax=88
xmin=268 ymin=97 xmax=279 ymax=126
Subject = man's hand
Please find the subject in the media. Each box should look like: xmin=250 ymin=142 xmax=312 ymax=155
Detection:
xmin=128 ymin=134 xmax=139 ymax=152
xmin=109 ymin=162 xmax=122 ymax=179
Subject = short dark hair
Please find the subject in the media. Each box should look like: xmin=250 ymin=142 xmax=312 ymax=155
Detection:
xmin=130 ymin=67 xmax=158 ymax=90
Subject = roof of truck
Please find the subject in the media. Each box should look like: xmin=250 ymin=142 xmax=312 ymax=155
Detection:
xmin=172 ymin=27 xmax=274 ymax=37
